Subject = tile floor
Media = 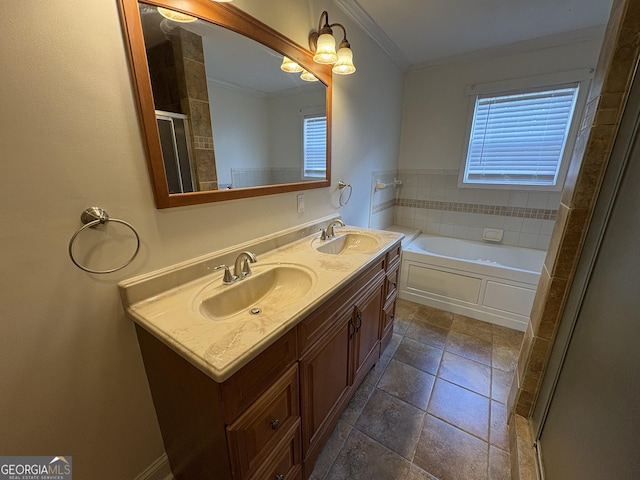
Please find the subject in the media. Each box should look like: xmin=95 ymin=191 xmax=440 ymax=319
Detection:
xmin=309 ymin=299 xmax=524 ymax=480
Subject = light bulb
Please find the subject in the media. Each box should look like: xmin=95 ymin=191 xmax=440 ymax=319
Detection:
xmin=157 ymin=7 xmax=197 ymax=23
xmin=300 ymin=70 xmax=319 ymax=82
xmin=313 ymin=33 xmax=338 ymax=64
xmin=332 ymin=46 xmax=356 ymax=75
xmin=280 ymin=56 xmax=303 ymax=73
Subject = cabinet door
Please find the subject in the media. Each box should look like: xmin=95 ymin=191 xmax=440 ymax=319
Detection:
xmin=351 ymin=281 xmax=383 ymax=385
xmin=299 ymin=312 xmax=352 ymax=459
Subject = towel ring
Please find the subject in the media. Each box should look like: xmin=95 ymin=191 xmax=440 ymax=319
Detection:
xmin=338 ymin=181 xmax=352 ymax=206
xmin=68 ymin=207 xmax=140 ymax=274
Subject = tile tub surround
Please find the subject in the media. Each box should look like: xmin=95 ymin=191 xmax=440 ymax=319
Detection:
xmin=394 ymin=170 xmax=560 ymax=250
xmin=118 ymin=215 xmax=403 ymax=382
xmin=310 ymin=299 xmax=522 ymax=480
xmin=368 ymin=168 xmax=561 ymax=250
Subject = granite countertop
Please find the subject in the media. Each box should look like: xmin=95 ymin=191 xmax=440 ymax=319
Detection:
xmin=119 ymin=217 xmax=403 ymax=383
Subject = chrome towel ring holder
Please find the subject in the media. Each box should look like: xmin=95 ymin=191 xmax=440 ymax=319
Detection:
xmin=338 ymin=181 xmax=352 ymax=206
xmin=68 ymin=207 xmax=140 ymax=274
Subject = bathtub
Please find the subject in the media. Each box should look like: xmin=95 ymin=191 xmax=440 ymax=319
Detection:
xmin=399 ymin=235 xmax=545 ymax=331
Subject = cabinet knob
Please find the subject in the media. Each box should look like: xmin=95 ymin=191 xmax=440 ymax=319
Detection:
xmin=275 ymin=475 xmax=285 ymax=480
xmin=270 ymin=419 xmax=281 ymax=430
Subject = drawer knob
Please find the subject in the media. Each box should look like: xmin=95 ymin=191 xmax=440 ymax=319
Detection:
xmin=275 ymin=475 xmax=285 ymax=480
xmin=270 ymin=419 xmax=281 ymax=430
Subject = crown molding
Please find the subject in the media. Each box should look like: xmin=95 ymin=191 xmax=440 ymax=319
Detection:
xmin=410 ymin=25 xmax=607 ymax=72
xmin=332 ymin=0 xmax=410 ymax=71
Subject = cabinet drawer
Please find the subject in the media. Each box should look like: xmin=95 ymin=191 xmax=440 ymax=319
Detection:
xmin=386 ymin=243 xmax=401 ymax=268
xmin=385 ymin=263 xmax=399 ymax=303
xmin=222 ymin=328 xmax=297 ymax=422
xmin=228 ymin=364 xmax=300 ymax=480
xmin=250 ymin=420 xmax=301 ymax=480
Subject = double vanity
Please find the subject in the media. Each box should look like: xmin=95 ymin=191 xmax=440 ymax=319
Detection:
xmin=119 ymin=216 xmax=403 ymax=480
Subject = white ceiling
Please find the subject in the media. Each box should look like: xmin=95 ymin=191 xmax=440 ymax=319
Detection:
xmin=335 ymin=0 xmax=614 ymax=68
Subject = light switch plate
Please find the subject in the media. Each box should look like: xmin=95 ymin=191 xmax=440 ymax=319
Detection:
xmin=297 ymin=194 xmax=305 ymax=213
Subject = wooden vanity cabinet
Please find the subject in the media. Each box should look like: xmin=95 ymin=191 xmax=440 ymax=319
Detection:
xmin=134 ymin=241 xmax=401 ymax=480
xmin=297 ymin=259 xmax=386 ymax=477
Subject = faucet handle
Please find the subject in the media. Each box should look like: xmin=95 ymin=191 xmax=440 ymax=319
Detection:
xmin=319 ymin=228 xmax=328 ymax=240
xmin=214 ymin=264 xmax=236 ymax=284
xmin=240 ymin=258 xmax=253 ymax=278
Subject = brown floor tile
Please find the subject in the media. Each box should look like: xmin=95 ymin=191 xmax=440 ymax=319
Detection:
xmin=438 ymin=351 xmax=491 ymax=396
xmin=393 ymin=316 xmax=411 ymax=336
xmin=363 ymin=353 xmax=392 ymax=386
xmin=492 ymin=343 xmax=519 ymax=372
xmin=407 ymin=464 xmax=439 ymax=480
xmin=378 ymin=359 xmax=436 ymax=410
xmin=445 ymin=330 xmax=492 ymax=366
xmin=396 ymin=298 xmax=419 ymax=320
xmin=490 ymin=400 xmax=509 ymax=451
xmin=382 ymin=332 xmax=403 ymax=357
xmin=493 ymin=324 xmax=524 ymax=350
xmin=325 ymin=428 xmax=412 ymax=480
xmin=451 ymin=314 xmax=493 ymax=342
xmin=340 ymin=380 xmax=375 ymax=425
xmin=310 ymin=420 xmax=352 ymax=479
xmin=414 ymin=415 xmax=489 ymax=480
xmin=489 ymin=446 xmax=511 ymax=480
xmin=491 ymin=368 xmax=513 ymax=404
xmin=393 ymin=337 xmax=443 ymax=375
xmin=355 ymin=388 xmax=425 ymax=459
xmin=405 ymin=320 xmax=449 ymax=349
xmin=427 ymin=379 xmax=490 ymax=440
xmin=415 ymin=304 xmax=454 ymax=329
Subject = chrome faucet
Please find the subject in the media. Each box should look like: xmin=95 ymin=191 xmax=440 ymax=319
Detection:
xmin=326 ymin=219 xmax=345 ymax=238
xmin=213 ymin=251 xmax=257 ymax=285
xmin=233 ymin=251 xmax=257 ymax=279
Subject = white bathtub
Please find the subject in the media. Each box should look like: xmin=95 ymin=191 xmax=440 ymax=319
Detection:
xmin=399 ymin=235 xmax=545 ymax=331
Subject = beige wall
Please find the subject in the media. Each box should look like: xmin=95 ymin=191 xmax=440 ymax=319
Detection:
xmin=0 ymin=0 xmax=404 ymax=478
xmin=399 ymin=33 xmax=604 ymax=171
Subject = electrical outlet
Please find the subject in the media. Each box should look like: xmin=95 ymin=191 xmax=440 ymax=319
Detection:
xmin=297 ymin=194 xmax=305 ymax=213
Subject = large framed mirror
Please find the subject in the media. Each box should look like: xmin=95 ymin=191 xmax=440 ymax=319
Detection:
xmin=118 ymin=0 xmax=332 ymax=208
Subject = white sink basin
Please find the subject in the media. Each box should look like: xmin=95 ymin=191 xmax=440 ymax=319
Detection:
xmin=313 ymin=232 xmax=380 ymax=255
xmin=197 ymin=264 xmax=315 ymax=320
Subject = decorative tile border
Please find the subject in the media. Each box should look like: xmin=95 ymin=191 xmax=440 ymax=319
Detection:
xmin=396 ymin=198 xmax=557 ymax=220
xmin=372 ymin=199 xmax=396 ymax=214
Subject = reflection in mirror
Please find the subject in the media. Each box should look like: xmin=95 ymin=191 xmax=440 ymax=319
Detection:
xmin=123 ymin=0 xmax=331 ymax=206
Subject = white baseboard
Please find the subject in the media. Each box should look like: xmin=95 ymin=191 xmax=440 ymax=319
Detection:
xmin=134 ymin=453 xmax=174 ymax=480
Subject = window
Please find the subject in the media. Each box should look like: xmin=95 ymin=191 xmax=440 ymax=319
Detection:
xmin=461 ymin=81 xmax=585 ymax=189
xmin=303 ymin=114 xmax=327 ymax=178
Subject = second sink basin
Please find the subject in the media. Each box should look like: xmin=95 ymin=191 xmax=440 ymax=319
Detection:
xmin=314 ymin=232 xmax=380 ymax=255
xmin=197 ymin=264 xmax=316 ymax=321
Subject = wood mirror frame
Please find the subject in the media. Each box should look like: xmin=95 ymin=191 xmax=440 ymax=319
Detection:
xmin=118 ymin=0 xmax=332 ymax=208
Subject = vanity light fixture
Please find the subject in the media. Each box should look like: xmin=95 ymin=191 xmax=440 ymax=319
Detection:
xmin=308 ymin=11 xmax=356 ymax=75
xmin=157 ymin=7 xmax=197 ymax=23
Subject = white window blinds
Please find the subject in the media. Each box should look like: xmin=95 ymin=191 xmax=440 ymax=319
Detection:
xmin=463 ymin=84 xmax=579 ymax=186
xmin=303 ymin=115 xmax=327 ymax=178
